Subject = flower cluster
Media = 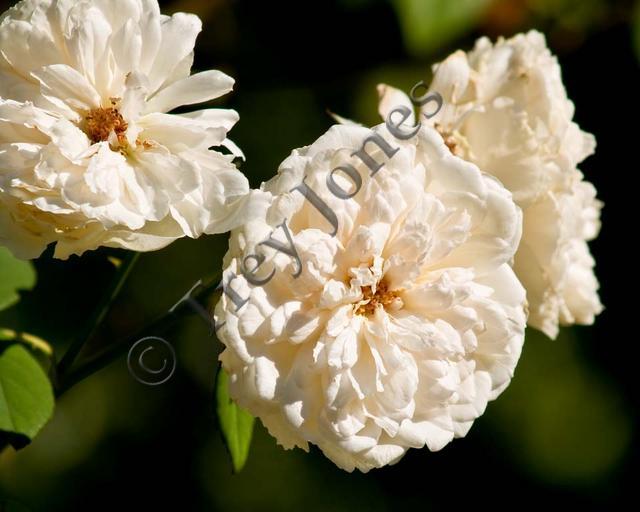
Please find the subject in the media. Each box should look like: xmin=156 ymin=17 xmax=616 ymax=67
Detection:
xmin=0 ymin=0 xmax=603 ymax=472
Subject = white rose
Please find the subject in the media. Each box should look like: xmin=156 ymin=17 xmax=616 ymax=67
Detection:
xmin=514 ymin=176 xmax=602 ymax=338
xmin=378 ymin=30 xmax=603 ymax=338
xmin=0 ymin=0 xmax=265 ymax=259
xmin=215 ymin=122 xmax=527 ymax=472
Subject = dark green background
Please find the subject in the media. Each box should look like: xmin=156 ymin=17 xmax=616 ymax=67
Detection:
xmin=1 ymin=0 xmax=638 ymax=509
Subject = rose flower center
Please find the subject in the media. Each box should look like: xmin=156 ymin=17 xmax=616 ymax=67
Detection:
xmin=355 ymin=280 xmax=403 ymax=316
xmin=84 ymin=106 xmax=128 ymax=145
xmin=434 ymin=122 xmax=459 ymax=155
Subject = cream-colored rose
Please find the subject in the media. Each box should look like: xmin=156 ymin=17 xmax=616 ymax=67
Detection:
xmin=514 ymin=175 xmax=602 ymax=338
xmin=378 ymin=30 xmax=602 ymax=338
xmin=0 ymin=0 xmax=265 ymax=259
xmin=215 ymin=123 xmax=526 ymax=472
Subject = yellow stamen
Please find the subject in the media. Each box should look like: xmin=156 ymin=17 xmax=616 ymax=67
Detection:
xmin=434 ymin=122 xmax=459 ymax=154
xmin=355 ymin=281 xmax=402 ymax=316
xmin=84 ymin=106 xmax=128 ymax=145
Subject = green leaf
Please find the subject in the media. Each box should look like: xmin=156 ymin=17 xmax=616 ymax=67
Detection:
xmin=0 ymin=344 xmax=54 ymax=448
xmin=391 ymin=0 xmax=494 ymax=57
xmin=215 ymin=367 xmax=254 ymax=473
xmin=0 ymin=247 xmax=36 ymax=312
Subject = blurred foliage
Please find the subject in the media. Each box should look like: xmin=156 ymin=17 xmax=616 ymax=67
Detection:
xmin=0 ymin=249 xmax=35 ymax=312
xmin=489 ymin=328 xmax=632 ymax=485
xmin=527 ymin=0 xmax=608 ymax=31
xmin=391 ymin=0 xmax=495 ymax=57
